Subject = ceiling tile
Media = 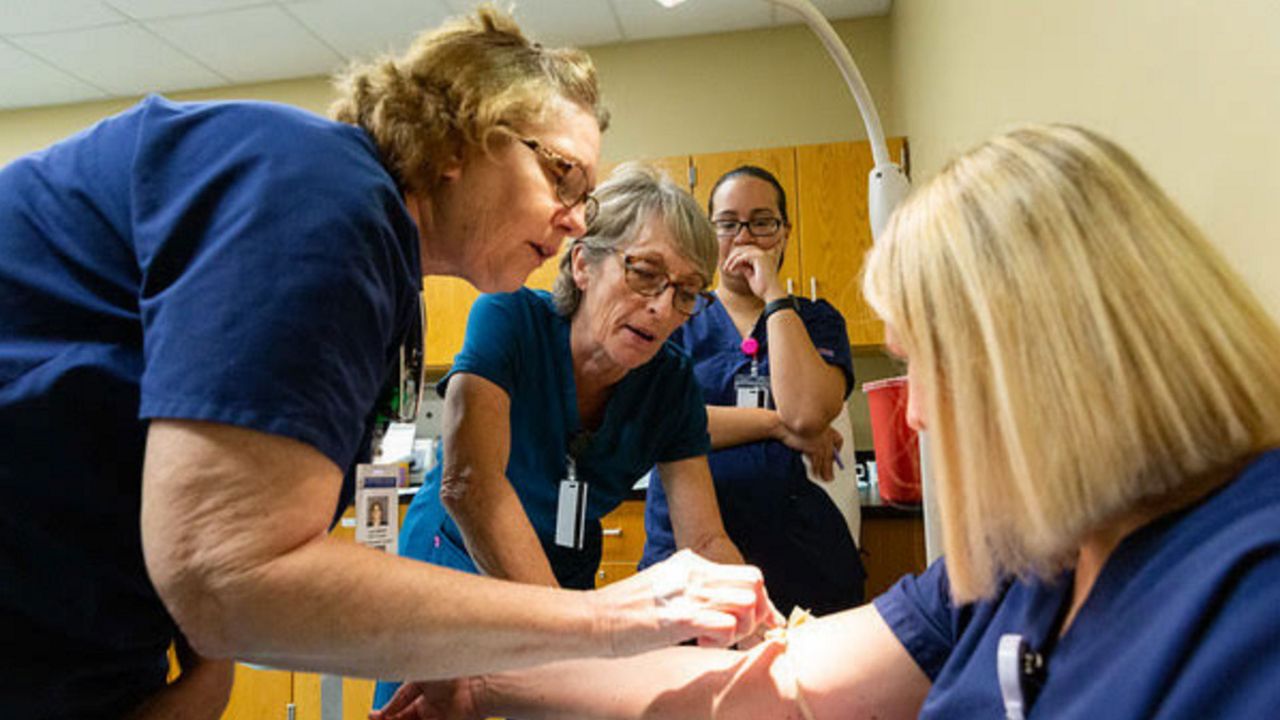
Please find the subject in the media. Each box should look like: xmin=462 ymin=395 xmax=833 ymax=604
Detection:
xmin=11 ymin=23 xmax=225 ymax=96
xmin=145 ymin=5 xmax=344 ymax=83
xmin=507 ymin=0 xmax=623 ymax=48
xmin=283 ymin=0 xmax=454 ymax=60
xmin=0 ymin=40 xmax=107 ymax=109
xmin=105 ymin=0 xmax=266 ymax=20
xmin=0 ymin=0 xmax=125 ymax=35
xmin=612 ymin=0 xmax=773 ymax=42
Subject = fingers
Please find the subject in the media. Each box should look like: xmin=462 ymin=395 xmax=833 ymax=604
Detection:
xmin=372 ymin=683 xmax=421 ymax=720
xmin=651 ymin=551 xmax=773 ymax=647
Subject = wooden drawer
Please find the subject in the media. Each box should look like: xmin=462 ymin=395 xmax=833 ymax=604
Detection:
xmin=595 ymin=561 xmax=640 ymax=588
xmin=600 ymin=500 xmax=646 ymax=563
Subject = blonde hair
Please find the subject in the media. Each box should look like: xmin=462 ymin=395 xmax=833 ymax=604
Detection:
xmin=553 ymin=162 xmax=717 ymax=317
xmin=864 ymin=124 xmax=1280 ymax=602
xmin=330 ymin=4 xmax=608 ymax=193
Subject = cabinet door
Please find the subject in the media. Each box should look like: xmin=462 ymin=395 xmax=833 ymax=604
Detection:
xmin=689 ymin=148 xmax=802 ymax=293
xmin=220 ymin=664 xmax=293 ymax=720
xmin=796 ymin=138 xmax=907 ymax=346
xmin=422 ymin=279 xmax=478 ymax=368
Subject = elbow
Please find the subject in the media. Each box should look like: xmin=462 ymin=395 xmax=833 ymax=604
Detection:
xmin=439 ymin=467 xmax=478 ymax=519
xmin=145 ymin=549 xmax=243 ymax=659
xmin=777 ymin=407 xmax=829 ymax=439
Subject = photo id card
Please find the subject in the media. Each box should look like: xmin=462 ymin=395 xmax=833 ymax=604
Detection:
xmin=734 ymin=373 xmax=772 ymax=409
xmin=355 ymin=463 xmax=403 ymax=553
xmin=555 ymin=478 xmax=588 ymax=550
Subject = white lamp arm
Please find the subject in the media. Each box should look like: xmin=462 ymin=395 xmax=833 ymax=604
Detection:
xmin=767 ymin=0 xmax=891 ymax=168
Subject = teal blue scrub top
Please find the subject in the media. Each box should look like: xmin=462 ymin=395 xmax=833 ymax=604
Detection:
xmin=400 ymin=289 xmax=710 ymax=587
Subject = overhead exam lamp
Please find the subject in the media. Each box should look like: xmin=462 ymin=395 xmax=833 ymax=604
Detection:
xmin=656 ymin=0 xmax=941 ymax=564
xmin=653 ymin=0 xmax=910 ymax=241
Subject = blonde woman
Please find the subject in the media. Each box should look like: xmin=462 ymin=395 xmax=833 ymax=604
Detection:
xmin=375 ymin=125 xmax=1280 ymax=720
xmin=0 ymin=7 xmax=771 ymax=719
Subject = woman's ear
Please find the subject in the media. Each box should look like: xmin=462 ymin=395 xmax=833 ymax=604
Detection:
xmin=571 ymin=243 xmax=592 ymax=290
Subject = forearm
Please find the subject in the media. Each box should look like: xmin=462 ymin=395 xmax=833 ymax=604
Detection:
xmin=765 ymin=311 xmax=845 ymax=434
xmin=706 ymin=405 xmax=782 ymax=449
xmin=445 ymin=479 xmax=559 ymax=587
xmin=197 ymin=534 xmax=601 ymax=679
xmin=477 ymin=646 xmax=770 ymax=720
xmin=686 ymin=530 xmax=745 ymax=567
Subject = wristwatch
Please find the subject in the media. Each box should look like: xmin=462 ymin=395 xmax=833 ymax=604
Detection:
xmin=762 ymin=294 xmax=800 ymax=322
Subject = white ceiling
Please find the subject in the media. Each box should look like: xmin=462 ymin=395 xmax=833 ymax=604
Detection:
xmin=0 ymin=0 xmax=890 ymax=111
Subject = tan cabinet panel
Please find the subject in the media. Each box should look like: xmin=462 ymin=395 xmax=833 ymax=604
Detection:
xmin=422 ymin=278 xmax=478 ymax=368
xmin=690 ymin=148 xmax=802 ymax=292
xmin=796 ymin=138 xmax=906 ymax=346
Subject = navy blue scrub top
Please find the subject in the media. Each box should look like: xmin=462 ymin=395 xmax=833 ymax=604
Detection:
xmin=876 ymin=449 xmax=1280 ymax=718
xmin=641 ymin=295 xmax=864 ymax=615
xmin=0 ymin=96 xmax=420 ymax=718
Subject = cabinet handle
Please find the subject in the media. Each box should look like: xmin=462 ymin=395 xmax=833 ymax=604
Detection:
xmin=602 ymin=527 xmax=623 ymax=537
xmin=786 ymin=278 xmax=795 ymax=295
xmin=286 ymin=703 xmax=296 ymax=720
xmin=809 ymin=277 xmax=818 ymax=301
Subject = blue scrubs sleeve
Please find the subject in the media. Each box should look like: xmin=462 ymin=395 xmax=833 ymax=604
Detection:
xmin=802 ymin=299 xmax=855 ymax=398
xmin=873 ymin=558 xmax=962 ymax=681
xmin=133 ymin=98 xmax=415 ymax=470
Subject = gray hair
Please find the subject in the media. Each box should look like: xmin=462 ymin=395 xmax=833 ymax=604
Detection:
xmin=552 ymin=162 xmax=717 ymax=317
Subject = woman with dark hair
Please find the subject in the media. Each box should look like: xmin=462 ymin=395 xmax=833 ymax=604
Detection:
xmin=641 ymin=165 xmax=865 ymax=617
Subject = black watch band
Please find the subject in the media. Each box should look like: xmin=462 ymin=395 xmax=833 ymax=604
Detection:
xmin=762 ymin=294 xmax=800 ymax=322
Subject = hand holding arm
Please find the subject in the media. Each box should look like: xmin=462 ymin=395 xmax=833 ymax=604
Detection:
xmin=439 ymin=373 xmax=558 ymax=587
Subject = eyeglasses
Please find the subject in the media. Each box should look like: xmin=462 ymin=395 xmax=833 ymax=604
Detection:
xmin=519 ymin=137 xmax=599 ymax=226
xmin=615 ymin=251 xmax=715 ymax=317
xmin=712 ymin=216 xmax=785 ymax=246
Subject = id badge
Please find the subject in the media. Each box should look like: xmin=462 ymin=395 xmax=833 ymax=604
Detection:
xmin=734 ymin=373 xmax=772 ymax=409
xmin=355 ymin=463 xmax=402 ymax=554
xmin=555 ymin=478 xmax=588 ymax=550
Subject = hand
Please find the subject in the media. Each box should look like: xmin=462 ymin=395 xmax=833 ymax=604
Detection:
xmin=777 ymin=423 xmax=844 ymax=483
xmin=368 ymin=678 xmax=481 ymax=720
xmin=591 ymin=549 xmax=780 ymax=655
xmin=722 ymin=243 xmax=785 ymax=301
xmin=125 ymin=635 xmax=234 ymax=720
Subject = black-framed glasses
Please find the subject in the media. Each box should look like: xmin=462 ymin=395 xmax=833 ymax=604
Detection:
xmin=615 ymin=251 xmax=715 ymax=317
xmin=712 ymin=216 xmax=785 ymax=245
xmin=519 ymin=137 xmax=599 ymax=226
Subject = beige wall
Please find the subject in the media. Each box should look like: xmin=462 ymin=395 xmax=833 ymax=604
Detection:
xmin=0 ymin=77 xmax=338 ymax=163
xmin=890 ymin=0 xmax=1280 ymax=315
xmin=0 ymin=18 xmax=893 ymax=166
xmin=589 ymin=17 xmax=896 ymax=162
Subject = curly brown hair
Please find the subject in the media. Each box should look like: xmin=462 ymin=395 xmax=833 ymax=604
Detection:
xmin=330 ymin=4 xmax=609 ymax=193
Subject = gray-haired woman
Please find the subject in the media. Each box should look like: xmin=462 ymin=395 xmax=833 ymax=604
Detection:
xmin=377 ymin=162 xmax=751 ymax=707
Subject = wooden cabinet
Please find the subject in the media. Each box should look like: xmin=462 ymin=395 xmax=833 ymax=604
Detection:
xmin=860 ymin=512 xmax=927 ymax=600
xmin=796 ymin=138 xmax=907 ymax=346
xmin=596 ymin=499 xmax=646 ymax=587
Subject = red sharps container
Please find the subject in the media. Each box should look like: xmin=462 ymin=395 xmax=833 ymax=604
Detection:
xmin=863 ymin=376 xmax=922 ymax=504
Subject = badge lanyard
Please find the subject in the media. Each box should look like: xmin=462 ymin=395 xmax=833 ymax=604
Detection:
xmin=555 ymin=431 xmax=593 ymax=549
xmin=735 ymin=336 xmax=772 ymax=408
